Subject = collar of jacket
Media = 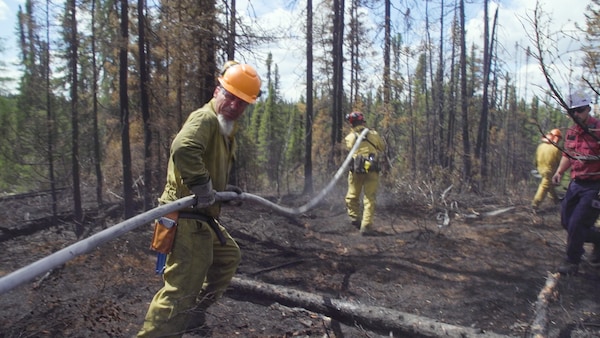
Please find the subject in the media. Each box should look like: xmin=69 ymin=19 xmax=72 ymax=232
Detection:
xmin=352 ymin=125 xmax=367 ymax=132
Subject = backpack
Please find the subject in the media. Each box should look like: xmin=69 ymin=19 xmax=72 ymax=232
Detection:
xmin=350 ymin=131 xmax=381 ymax=174
xmin=351 ymin=153 xmax=380 ymax=174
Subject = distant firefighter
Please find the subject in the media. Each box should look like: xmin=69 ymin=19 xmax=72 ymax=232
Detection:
xmin=531 ymin=128 xmax=562 ymax=210
xmin=344 ymin=111 xmax=385 ymax=236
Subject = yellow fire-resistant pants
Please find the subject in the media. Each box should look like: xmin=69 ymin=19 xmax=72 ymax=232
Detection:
xmin=532 ymin=172 xmax=559 ymax=208
xmin=137 ymin=218 xmax=241 ymax=338
xmin=345 ymin=171 xmax=380 ymax=231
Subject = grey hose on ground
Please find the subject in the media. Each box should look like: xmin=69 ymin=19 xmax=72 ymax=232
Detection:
xmin=216 ymin=127 xmax=369 ymax=217
xmin=0 ymin=128 xmax=368 ymax=295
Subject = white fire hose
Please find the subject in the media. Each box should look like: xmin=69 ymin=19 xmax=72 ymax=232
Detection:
xmin=0 ymin=129 xmax=369 ymax=295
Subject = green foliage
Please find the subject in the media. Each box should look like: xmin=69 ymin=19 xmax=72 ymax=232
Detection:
xmin=0 ymin=95 xmax=25 ymax=191
xmin=238 ymin=55 xmax=298 ymax=193
xmin=3 ymin=0 xmax=596 ymax=202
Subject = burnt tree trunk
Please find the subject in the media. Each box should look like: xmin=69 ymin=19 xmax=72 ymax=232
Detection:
xmin=530 ymin=272 xmax=560 ymax=338
xmin=228 ymin=277 xmax=511 ymax=338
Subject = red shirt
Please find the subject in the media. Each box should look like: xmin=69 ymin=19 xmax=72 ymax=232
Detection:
xmin=563 ymin=115 xmax=600 ymax=180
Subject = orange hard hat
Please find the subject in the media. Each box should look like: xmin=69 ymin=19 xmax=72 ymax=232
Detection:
xmin=544 ymin=128 xmax=562 ymax=143
xmin=218 ymin=63 xmax=262 ymax=104
xmin=220 ymin=60 xmax=240 ymax=75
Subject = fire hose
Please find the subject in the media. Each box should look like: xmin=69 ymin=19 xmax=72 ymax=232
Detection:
xmin=0 ymin=129 xmax=370 ymax=295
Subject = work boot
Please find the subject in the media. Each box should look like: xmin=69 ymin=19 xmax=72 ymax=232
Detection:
xmin=360 ymin=224 xmax=374 ymax=236
xmin=350 ymin=218 xmax=361 ymax=228
xmin=588 ymin=246 xmax=600 ymax=267
xmin=586 ymin=231 xmax=600 ymax=267
xmin=185 ymin=309 xmax=208 ymax=335
xmin=530 ymin=205 xmax=538 ymax=214
xmin=557 ymin=260 xmax=579 ymax=276
xmin=185 ymin=292 xmax=215 ymax=336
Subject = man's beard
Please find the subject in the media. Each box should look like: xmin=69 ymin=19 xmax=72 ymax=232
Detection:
xmin=573 ymin=114 xmax=587 ymax=124
xmin=217 ymin=113 xmax=235 ymax=137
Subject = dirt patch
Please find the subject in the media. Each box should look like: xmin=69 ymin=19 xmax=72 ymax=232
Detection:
xmin=1 ymin=191 xmax=599 ymax=337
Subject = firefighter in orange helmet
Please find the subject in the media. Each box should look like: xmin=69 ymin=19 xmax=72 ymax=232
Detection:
xmin=532 ymin=128 xmax=562 ymax=210
xmin=138 ymin=62 xmax=261 ymax=337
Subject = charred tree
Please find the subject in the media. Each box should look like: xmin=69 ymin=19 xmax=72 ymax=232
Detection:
xmin=66 ymin=0 xmax=83 ymax=235
xmin=229 ymin=277 xmax=511 ymax=338
xmin=44 ymin=0 xmax=57 ymax=227
xmin=120 ymin=0 xmax=134 ymax=218
xmin=331 ymin=0 xmax=344 ymax=148
xmin=138 ymin=0 xmax=153 ymax=210
xmin=303 ymin=0 xmax=314 ymax=195
xmin=90 ymin=0 xmax=103 ymax=207
xmin=459 ymin=0 xmax=472 ymax=181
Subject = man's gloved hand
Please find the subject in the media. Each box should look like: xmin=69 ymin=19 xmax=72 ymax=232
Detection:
xmin=225 ymin=184 xmax=243 ymax=195
xmin=225 ymin=184 xmax=243 ymax=206
xmin=191 ymin=180 xmax=216 ymax=208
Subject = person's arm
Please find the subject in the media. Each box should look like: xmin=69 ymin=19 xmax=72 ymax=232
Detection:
xmin=171 ymin=112 xmax=214 ymax=187
xmin=170 ymin=110 xmax=218 ymax=208
xmin=345 ymin=132 xmax=356 ymax=151
xmin=552 ymin=156 xmax=571 ymax=185
xmin=374 ymin=132 xmax=385 ymax=152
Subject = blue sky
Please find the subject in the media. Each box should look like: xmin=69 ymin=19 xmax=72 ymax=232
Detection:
xmin=0 ymin=0 xmax=22 ymax=89
xmin=233 ymin=0 xmax=591 ymax=102
xmin=0 ymin=0 xmax=592 ymax=102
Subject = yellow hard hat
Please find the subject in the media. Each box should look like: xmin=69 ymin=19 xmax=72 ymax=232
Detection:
xmin=218 ymin=63 xmax=261 ymax=104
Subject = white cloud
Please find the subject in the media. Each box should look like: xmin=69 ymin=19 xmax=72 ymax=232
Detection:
xmin=0 ymin=1 xmax=8 ymax=21
xmin=234 ymin=0 xmax=305 ymax=100
xmin=456 ymin=0 xmax=591 ymax=103
xmin=235 ymin=0 xmax=386 ymax=102
xmin=0 ymin=0 xmax=24 ymax=26
xmin=1 ymin=0 xmax=593 ymax=103
xmin=238 ymin=0 xmax=594 ymax=102
xmin=0 ymin=0 xmax=22 ymax=93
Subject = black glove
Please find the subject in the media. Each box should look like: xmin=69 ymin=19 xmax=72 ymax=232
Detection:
xmin=225 ymin=184 xmax=243 ymax=195
xmin=225 ymin=184 xmax=243 ymax=206
xmin=191 ymin=180 xmax=216 ymax=208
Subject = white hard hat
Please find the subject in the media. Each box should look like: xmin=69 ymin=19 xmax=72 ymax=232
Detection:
xmin=568 ymin=92 xmax=592 ymax=109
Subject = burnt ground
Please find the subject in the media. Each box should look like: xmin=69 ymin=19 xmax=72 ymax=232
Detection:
xmin=1 ymin=184 xmax=600 ymax=338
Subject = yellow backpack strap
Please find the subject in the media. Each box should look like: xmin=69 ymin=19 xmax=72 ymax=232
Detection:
xmin=356 ymin=131 xmax=380 ymax=152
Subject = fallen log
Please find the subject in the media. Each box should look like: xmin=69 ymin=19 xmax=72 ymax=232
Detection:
xmin=228 ymin=276 xmax=514 ymax=338
xmin=529 ymin=272 xmax=560 ymax=338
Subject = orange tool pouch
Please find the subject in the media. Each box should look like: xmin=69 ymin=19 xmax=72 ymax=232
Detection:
xmin=150 ymin=211 xmax=179 ymax=254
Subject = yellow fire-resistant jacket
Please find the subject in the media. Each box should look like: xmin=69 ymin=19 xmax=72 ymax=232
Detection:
xmin=158 ymin=99 xmax=237 ymax=217
xmin=535 ymin=140 xmax=561 ymax=176
xmin=345 ymin=125 xmax=385 ymax=158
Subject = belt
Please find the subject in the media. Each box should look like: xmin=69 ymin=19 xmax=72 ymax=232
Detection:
xmin=178 ymin=212 xmax=227 ymax=246
xmin=573 ymin=178 xmax=600 ymax=185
